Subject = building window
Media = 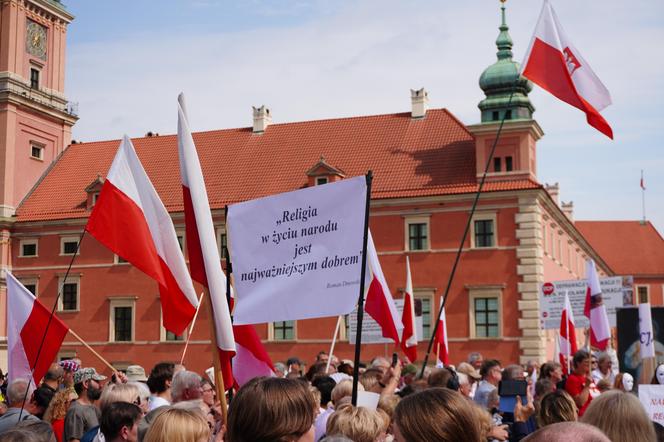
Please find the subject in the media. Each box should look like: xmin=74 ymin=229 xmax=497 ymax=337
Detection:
xmin=316 ymin=177 xmax=328 ymax=186
xmin=217 ymin=229 xmax=228 ymax=260
xmin=416 ymin=296 xmax=432 ymax=340
xmin=30 ymin=144 xmax=44 ymax=160
xmin=60 ymin=237 xmax=80 ymax=256
xmin=19 ymin=278 xmax=38 ymax=296
xmin=30 ymin=68 xmax=39 ymax=89
xmin=474 ymin=297 xmax=499 ymax=338
xmin=505 ymin=156 xmax=513 ymax=172
xmin=114 ymin=254 xmax=129 ymax=264
xmin=92 ymin=192 xmax=100 ymax=206
xmin=176 ymin=233 xmax=184 ymax=252
xmin=58 ymin=276 xmax=80 ymax=312
xmin=409 ymin=223 xmax=428 ymax=250
xmin=20 ymin=239 xmax=38 ymax=257
xmin=637 ymin=286 xmax=650 ymax=304
xmin=505 ymin=110 xmax=512 ymax=120
xmin=109 ymin=298 xmax=136 ymax=342
xmin=494 ymin=157 xmax=501 ymax=172
xmin=474 ymin=220 xmax=494 ymax=248
xmin=160 ymin=309 xmax=186 ymax=342
xmin=271 ymin=321 xmax=295 ymax=341
xmin=492 ymin=111 xmax=499 ymax=121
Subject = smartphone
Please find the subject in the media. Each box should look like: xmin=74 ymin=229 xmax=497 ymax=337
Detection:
xmin=498 ymin=380 xmax=528 ymax=413
xmin=391 ymin=352 xmax=398 ymax=368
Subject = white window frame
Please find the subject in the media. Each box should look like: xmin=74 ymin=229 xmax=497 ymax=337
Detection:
xmin=30 ymin=142 xmax=45 ymax=160
xmin=113 ymin=254 xmax=129 ymax=265
xmin=176 ymin=229 xmax=185 ymax=253
xmin=159 ymin=308 xmax=188 ymax=342
xmin=18 ymin=277 xmax=39 ymax=297
xmin=315 ymin=176 xmax=328 ymax=186
xmin=636 ymin=285 xmax=650 ymax=304
xmin=470 ymin=212 xmax=498 ymax=249
xmin=60 ymin=236 xmax=80 ymax=256
xmin=92 ymin=192 xmax=100 ymax=206
xmin=19 ymin=239 xmax=39 ymax=258
xmin=468 ymin=286 xmax=503 ymax=339
xmin=414 ymin=290 xmax=435 ymax=341
xmin=109 ymin=297 xmax=137 ymax=343
xmin=216 ymin=227 xmax=228 ymax=260
xmin=404 ymin=215 xmax=431 ymax=252
xmin=57 ymin=275 xmax=80 ymax=312
xmin=267 ymin=320 xmax=297 ymax=342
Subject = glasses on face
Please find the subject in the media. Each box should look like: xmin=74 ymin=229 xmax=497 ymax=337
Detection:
xmin=133 ymin=396 xmax=142 ymax=406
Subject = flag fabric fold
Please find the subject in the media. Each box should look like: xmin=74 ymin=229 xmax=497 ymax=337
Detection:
xmin=177 ymin=93 xmax=236 ymax=390
xmin=558 ymin=291 xmax=578 ymax=374
xmin=86 ymin=135 xmax=198 ymax=335
xmin=7 ymin=272 xmax=69 ymax=384
xmin=400 ymin=257 xmax=418 ymax=362
xmin=232 ymin=324 xmax=275 ymax=387
xmin=364 ymin=231 xmax=403 ymax=345
xmin=583 ymin=259 xmax=611 ymax=351
xmin=433 ymin=299 xmax=449 ymax=367
xmin=521 ymin=0 xmax=613 ymax=139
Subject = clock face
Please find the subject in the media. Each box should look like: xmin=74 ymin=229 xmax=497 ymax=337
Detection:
xmin=26 ymin=20 xmax=47 ymax=60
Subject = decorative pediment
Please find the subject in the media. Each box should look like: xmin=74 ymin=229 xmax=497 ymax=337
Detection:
xmin=306 ymin=156 xmax=346 ymax=178
xmin=85 ymin=175 xmax=105 ymax=193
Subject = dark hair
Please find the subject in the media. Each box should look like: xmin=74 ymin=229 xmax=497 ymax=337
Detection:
xmin=32 ymin=386 xmax=55 ymax=411
xmin=146 ymin=362 xmax=175 ymax=394
xmin=337 ymin=363 xmax=353 ymax=376
xmin=428 ymin=367 xmax=459 ymax=391
xmin=539 ymin=362 xmax=562 ymax=380
xmin=480 ymin=360 xmax=501 ymax=378
xmin=100 ymin=402 xmax=142 ymax=440
xmin=312 ymin=376 xmax=336 ymax=407
xmin=573 ymin=350 xmax=590 ymax=368
xmin=535 ymin=379 xmax=554 ymax=398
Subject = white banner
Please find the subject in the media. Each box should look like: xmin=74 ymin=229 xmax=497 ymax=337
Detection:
xmin=640 ymin=303 xmax=656 ymax=359
xmin=228 ymin=175 xmax=367 ymax=325
xmin=639 ymin=385 xmax=664 ymax=425
xmin=348 ymin=299 xmax=424 ymax=344
xmin=539 ymin=276 xmax=631 ymax=329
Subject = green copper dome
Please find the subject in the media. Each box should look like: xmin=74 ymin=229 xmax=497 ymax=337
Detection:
xmin=478 ymin=2 xmax=534 ymax=123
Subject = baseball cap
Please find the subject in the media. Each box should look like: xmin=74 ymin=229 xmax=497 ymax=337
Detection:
xmin=73 ymin=367 xmax=107 ymax=385
xmin=59 ymin=359 xmax=80 ymax=373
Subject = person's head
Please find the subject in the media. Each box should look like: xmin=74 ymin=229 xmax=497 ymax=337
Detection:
xmin=125 ymin=365 xmax=148 ymax=383
xmin=614 ymin=372 xmax=634 ymax=392
xmin=537 ymin=390 xmax=578 ymax=427
xmin=393 ymin=387 xmax=482 ymax=442
xmin=274 ymin=362 xmax=287 ymax=378
xmin=427 ymin=368 xmax=453 ymax=389
xmin=100 ymin=402 xmax=142 ymax=442
xmin=99 ymin=383 xmax=141 ymax=413
xmin=535 ymin=379 xmax=555 ymax=401
xmin=316 ymin=351 xmax=329 ymax=363
xmin=200 ymin=379 xmax=215 ymax=407
xmin=226 ymin=377 xmax=316 ymax=442
xmin=129 ymin=381 xmax=150 ymax=414
xmin=331 ymin=379 xmax=361 ymax=407
xmin=171 ymin=370 xmax=203 ymax=403
xmin=73 ymin=368 xmax=106 ymax=401
xmin=581 ymin=390 xmax=656 ymax=442
xmin=502 ymin=364 xmax=525 ymax=381
xmin=370 ymin=357 xmax=391 ymax=375
xmin=522 ymin=422 xmax=611 ymax=442
xmin=143 ymin=407 xmax=209 ymax=442
xmin=29 ymin=386 xmax=55 ymax=418
xmin=573 ymin=350 xmax=591 ymax=376
xmin=653 ymin=364 xmax=664 ymax=385
xmin=596 ymin=353 xmax=612 ymax=374
xmin=457 ymin=372 xmax=472 ymax=397
xmin=326 ymin=405 xmax=383 ymax=442
xmin=13 ymin=420 xmax=55 ymax=442
xmin=147 ymin=362 xmax=175 ymax=395
xmin=526 ymin=360 xmax=540 ymax=376
xmin=306 ymin=362 xmax=334 ymax=381
xmin=479 ymin=359 xmax=502 ymax=385
xmin=44 ymin=363 xmax=64 ymax=385
xmin=312 ymin=376 xmax=336 ymax=408
xmin=591 ymin=354 xmax=598 ymax=371
xmin=468 ymin=352 xmax=484 ymax=370
xmin=287 ymin=357 xmax=304 ymax=374
xmin=595 ymin=379 xmax=611 ymax=393
xmin=359 ymin=368 xmax=383 ymax=392
xmin=540 ymin=362 xmax=564 ymax=383
xmin=456 ymin=362 xmax=481 ymax=384
xmin=43 ymin=389 xmax=77 ymax=422
xmin=58 ymin=359 xmax=80 ymax=388
xmin=7 ymin=378 xmax=33 ymax=408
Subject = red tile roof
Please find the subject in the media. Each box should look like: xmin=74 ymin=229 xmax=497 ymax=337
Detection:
xmin=16 ymin=109 xmax=541 ymax=222
xmin=576 ymin=221 xmax=664 ymax=276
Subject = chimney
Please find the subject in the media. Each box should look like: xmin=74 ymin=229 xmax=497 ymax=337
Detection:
xmin=410 ymin=88 xmax=429 ymax=119
xmin=561 ymin=201 xmax=574 ymax=221
xmin=545 ymin=182 xmax=560 ymax=205
xmin=252 ymin=105 xmax=271 ymax=133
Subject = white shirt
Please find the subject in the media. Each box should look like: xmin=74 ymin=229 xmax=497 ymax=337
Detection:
xmin=148 ymin=395 xmax=170 ymax=411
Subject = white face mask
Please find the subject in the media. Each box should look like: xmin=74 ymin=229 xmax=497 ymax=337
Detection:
xmin=657 ymin=365 xmax=664 ymax=385
xmin=622 ymin=373 xmax=634 ymax=392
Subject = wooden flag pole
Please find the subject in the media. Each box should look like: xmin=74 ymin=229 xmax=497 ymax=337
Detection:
xmin=436 ymin=342 xmax=440 ymax=366
xmin=68 ymin=328 xmax=118 ymax=375
xmin=326 ymin=316 xmax=343 ymax=374
xmin=203 ymin=288 xmax=228 ymax=425
xmin=351 ymin=171 xmax=373 ymax=406
xmin=179 ymin=292 xmax=206 ymax=365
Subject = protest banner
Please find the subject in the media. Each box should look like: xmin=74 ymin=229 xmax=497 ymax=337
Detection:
xmin=227 ymin=175 xmax=367 ymax=324
xmin=539 ymin=276 xmax=632 ymax=329
xmin=617 ymin=307 xmax=664 ymax=383
xmin=639 ymin=385 xmax=664 ymax=425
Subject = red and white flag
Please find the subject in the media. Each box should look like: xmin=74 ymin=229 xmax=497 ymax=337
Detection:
xmin=365 ymin=231 xmax=403 ymax=345
xmin=558 ymin=291 xmax=577 ymax=374
xmin=521 ymin=0 xmax=613 ymax=139
xmin=433 ymin=300 xmax=449 ymax=367
xmin=178 ymin=93 xmax=235 ymax=390
xmin=641 ymin=170 xmax=646 ymax=190
xmin=583 ymin=259 xmax=611 ymax=351
xmin=232 ymin=324 xmax=275 ymax=387
xmin=7 ymin=272 xmax=69 ymax=384
xmin=87 ymin=136 xmax=198 ymax=335
xmin=400 ymin=257 xmax=418 ymax=362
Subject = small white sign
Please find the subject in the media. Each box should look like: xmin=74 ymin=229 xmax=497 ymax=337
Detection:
xmin=348 ymin=299 xmax=423 ymax=344
xmin=640 ymin=303 xmax=656 ymax=359
xmin=639 ymin=384 xmax=664 ymax=425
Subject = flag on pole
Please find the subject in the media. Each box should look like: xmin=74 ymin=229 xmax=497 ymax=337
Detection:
xmin=365 ymin=231 xmax=403 ymax=345
xmin=583 ymin=259 xmax=611 ymax=351
xmin=433 ymin=300 xmax=449 ymax=367
xmin=639 ymin=303 xmax=655 ymax=359
xmin=400 ymin=257 xmax=418 ymax=362
xmin=558 ymin=291 xmax=578 ymax=374
xmin=6 ymin=272 xmax=69 ymax=384
xmin=521 ymin=0 xmax=613 ymax=139
xmin=86 ymin=135 xmax=198 ymax=335
xmin=232 ymin=324 xmax=275 ymax=387
xmin=641 ymin=170 xmax=646 ymax=190
xmin=177 ymin=93 xmax=236 ymax=390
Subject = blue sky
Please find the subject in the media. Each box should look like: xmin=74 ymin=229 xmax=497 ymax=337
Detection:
xmin=62 ymin=0 xmax=663 ymax=233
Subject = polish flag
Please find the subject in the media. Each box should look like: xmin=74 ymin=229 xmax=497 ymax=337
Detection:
xmin=583 ymin=259 xmax=611 ymax=351
xmin=365 ymin=231 xmax=403 ymax=345
xmin=87 ymin=136 xmax=198 ymax=335
xmin=178 ymin=94 xmax=235 ymax=390
xmin=232 ymin=324 xmax=275 ymax=387
xmin=433 ymin=300 xmax=449 ymax=366
xmin=521 ymin=0 xmax=613 ymax=139
xmin=558 ymin=291 xmax=577 ymax=374
xmin=400 ymin=257 xmax=418 ymax=362
xmin=6 ymin=272 xmax=69 ymax=385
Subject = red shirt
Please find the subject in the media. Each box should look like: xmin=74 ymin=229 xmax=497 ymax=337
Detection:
xmin=51 ymin=418 xmax=64 ymax=442
xmin=565 ymin=373 xmax=598 ymax=416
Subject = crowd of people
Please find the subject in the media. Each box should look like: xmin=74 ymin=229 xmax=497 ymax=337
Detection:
xmin=0 ymin=348 xmax=660 ymax=441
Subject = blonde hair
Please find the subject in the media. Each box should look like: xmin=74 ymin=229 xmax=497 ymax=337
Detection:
xmin=143 ymin=408 xmax=210 ymax=442
xmin=580 ymin=390 xmax=656 ymax=442
xmin=326 ymin=406 xmax=383 ymax=442
xmin=98 ymin=383 xmax=139 ymax=412
xmin=537 ymin=390 xmax=577 ymax=427
xmin=43 ymin=389 xmax=77 ymax=422
xmin=331 ymin=380 xmax=362 ymax=405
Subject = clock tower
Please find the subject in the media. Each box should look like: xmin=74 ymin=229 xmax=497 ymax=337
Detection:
xmin=0 ymin=0 xmax=77 ymax=218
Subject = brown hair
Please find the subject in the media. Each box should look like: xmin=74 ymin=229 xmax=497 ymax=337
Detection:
xmin=394 ymin=387 xmax=482 ymax=442
xmin=326 ymin=405 xmax=383 ymax=442
xmin=537 ymin=390 xmax=578 ymax=427
xmin=43 ymin=389 xmax=77 ymax=422
xmin=581 ymin=390 xmax=656 ymax=442
xmin=143 ymin=408 xmax=209 ymax=442
xmin=226 ymin=377 xmax=316 ymax=442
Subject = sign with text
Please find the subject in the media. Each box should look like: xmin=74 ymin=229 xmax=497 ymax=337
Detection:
xmin=639 ymin=385 xmax=664 ymax=425
xmin=539 ymin=276 xmax=631 ymax=329
xmin=228 ymin=175 xmax=367 ymax=325
xmin=348 ymin=299 xmax=424 ymax=344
